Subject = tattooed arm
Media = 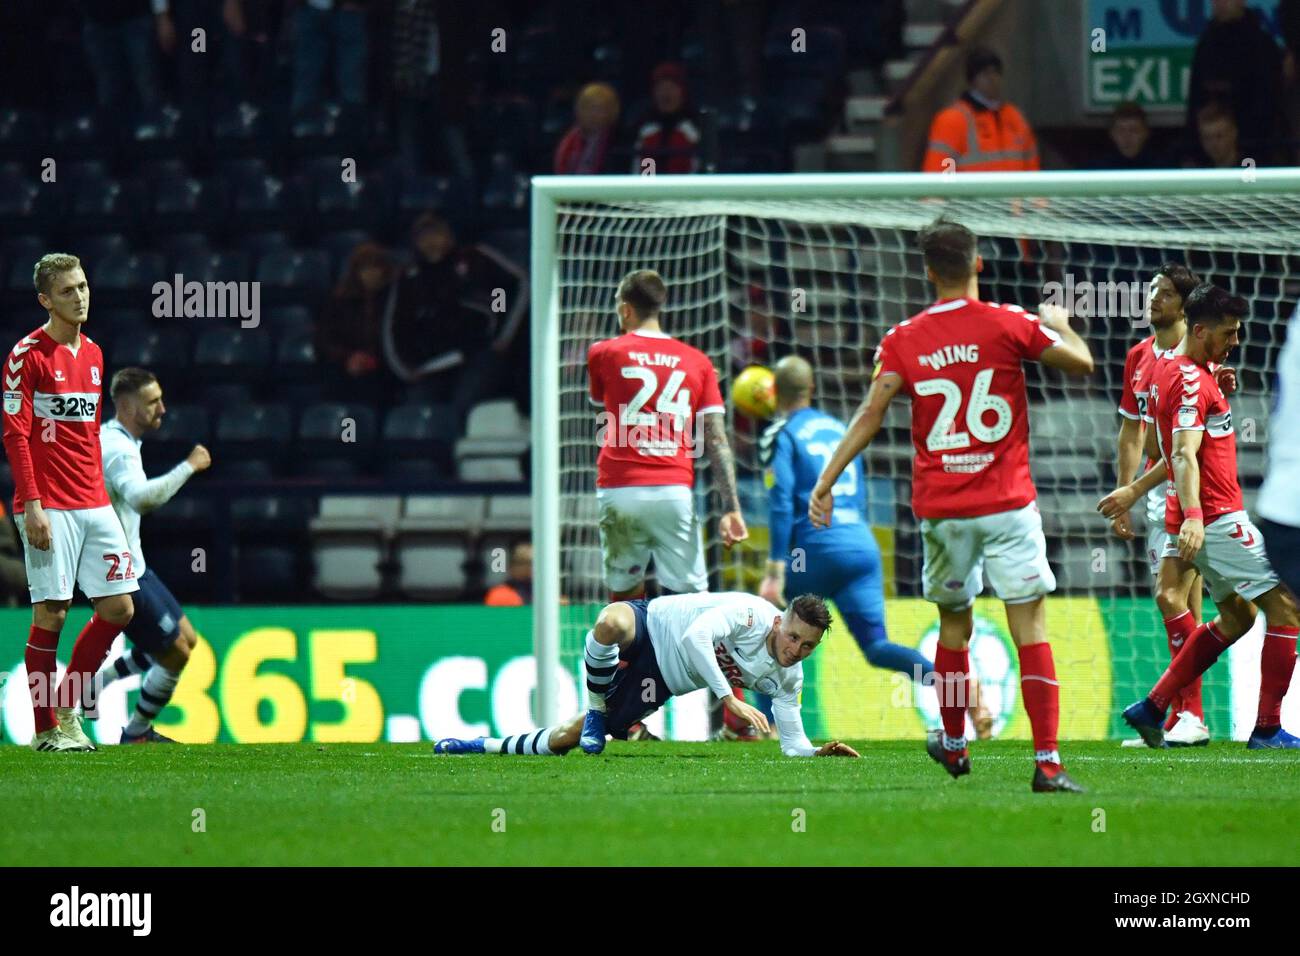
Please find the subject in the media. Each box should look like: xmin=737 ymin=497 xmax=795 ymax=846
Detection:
xmin=701 ymin=412 xmax=747 ymax=547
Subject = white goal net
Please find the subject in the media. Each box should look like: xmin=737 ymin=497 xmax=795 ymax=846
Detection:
xmin=532 ymin=170 xmax=1300 ymax=741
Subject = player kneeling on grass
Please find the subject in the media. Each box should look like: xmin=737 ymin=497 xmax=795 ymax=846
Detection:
xmin=436 ymin=591 xmax=859 ymax=758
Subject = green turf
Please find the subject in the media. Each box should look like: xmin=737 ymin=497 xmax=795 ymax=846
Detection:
xmin=2 ymin=740 xmax=1297 ymax=866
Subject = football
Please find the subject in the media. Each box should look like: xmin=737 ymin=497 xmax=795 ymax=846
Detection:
xmin=731 ymin=365 xmax=777 ymax=420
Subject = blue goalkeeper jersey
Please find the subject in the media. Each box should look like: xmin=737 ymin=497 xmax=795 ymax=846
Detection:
xmin=760 ymin=406 xmax=875 ymax=562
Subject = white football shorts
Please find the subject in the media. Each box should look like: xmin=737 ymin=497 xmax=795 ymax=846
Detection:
xmin=920 ymin=501 xmax=1056 ymax=610
xmin=14 ymin=504 xmax=140 ymax=603
xmin=1161 ymin=510 xmax=1279 ymax=603
xmin=596 ymin=484 xmax=707 ymax=594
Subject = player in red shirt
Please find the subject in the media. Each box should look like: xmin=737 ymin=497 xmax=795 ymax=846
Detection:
xmin=1118 ymin=284 xmax=1300 ymax=749
xmin=585 ymin=269 xmax=748 ymax=738
xmin=3 ymin=254 xmax=137 ymax=752
xmin=808 ymin=217 xmax=1095 ymax=792
xmin=1107 ymin=262 xmax=1222 ymax=746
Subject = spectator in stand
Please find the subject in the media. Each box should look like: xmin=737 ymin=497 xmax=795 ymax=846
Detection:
xmin=921 ymin=46 xmax=1039 ymax=173
xmin=1184 ymin=100 xmax=1246 ymax=168
xmin=484 ymin=541 xmax=533 ymax=606
xmin=383 ymin=213 xmax=528 ymax=432
xmin=390 ymin=0 xmax=474 ymax=182
xmin=631 ymin=62 xmax=701 ymax=174
xmin=290 ymin=0 xmax=368 ymax=115
xmin=317 ymin=242 xmax=398 ymax=402
xmin=77 ymin=0 xmax=165 ymax=122
xmin=1093 ymin=101 xmax=1163 ymax=169
xmin=1186 ymin=0 xmax=1286 ymax=164
xmin=553 ymin=82 xmax=621 ymax=174
xmin=220 ymin=0 xmax=284 ymax=107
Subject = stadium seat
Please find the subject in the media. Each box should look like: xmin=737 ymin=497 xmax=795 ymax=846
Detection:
xmin=396 ymin=173 xmax=474 ymax=227
xmin=51 ymin=112 xmax=104 ymax=157
xmin=393 ymin=496 xmax=486 ymax=599
xmin=0 ymin=171 xmax=47 ymax=232
xmin=480 ymin=153 xmax=529 ymax=229
xmin=232 ymin=174 xmax=298 ymax=231
xmin=478 ymin=495 xmax=532 ymax=586
xmin=237 ymin=546 xmax=302 ymax=601
xmin=211 ymin=102 xmax=268 ymax=157
xmin=318 ymin=230 xmax=374 ymax=282
xmin=149 ymin=496 xmax=216 ymax=533
xmin=144 ymin=546 xmax=213 ymax=603
xmin=256 ymin=248 xmax=331 ymax=305
xmin=215 ymin=402 xmax=293 ymax=471
xmin=95 ymin=250 xmax=167 ymax=294
xmin=193 ymin=327 xmax=273 ymax=384
xmin=137 ymin=157 xmax=190 ymax=182
xmin=109 ymin=328 xmax=191 ymax=381
xmin=455 ymin=400 xmax=529 ymax=482
xmin=160 ymin=231 xmax=213 ymax=261
xmin=1040 ymin=492 xmax=1105 ymax=536
xmin=275 ymin=329 xmax=318 ymax=382
xmin=211 ymin=458 xmax=275 ymax=481
xmin=310 ymin=496 xmax=403 ymax=599
xmin=296 ymin=401 xmax=378 ymax=474
xmin=309 ymin=166 xmax=385 ymax=233
xmin=171 ymin=250 xmax=251 ymax=286
xmin=383 ymin=402 xmax=458 ymax=479
xmin=151 ymin=175 xmax=226 ymax=235
xmin=73 ymin=233 xmax=131 ymax=268
xmin=0 ymin=109 xmax=46 ymax=161
xmin=267 ymin=305 xmax=315 ymax=337
xmin=70 ymin=176 xmax=144 ymax=236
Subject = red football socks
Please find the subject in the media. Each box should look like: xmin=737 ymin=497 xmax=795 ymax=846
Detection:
xmin=1257 ymin=625 xmax=1299 ymax=730
xmin=25 ymin=625 xmax=60 ymax=734
xmin=933 ymin=644 xmax=970 ymax=742
xmin=1163 ymin=610 xmax=1204 ymax=728
xmin=54 ymin=615 xmax=124 ymax=711
xmin=1018 ymin=643 xmax=1060 ymax=764
xmin=1150 ymin=620 xmax=1229 ymax=712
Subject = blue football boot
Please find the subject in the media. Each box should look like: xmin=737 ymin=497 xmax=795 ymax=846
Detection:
xmin=579 ymin=710 xmax=607 ymax=754
xmin=1122 ymin=698 xmax=1168 ymax=749
xmin=1246 ymin=727 xmax=1300 ymax=750
xmin=434 ymin=736 xmax=487 ymax=754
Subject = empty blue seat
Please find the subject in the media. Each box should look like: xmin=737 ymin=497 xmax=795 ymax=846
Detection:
xmin=297 ymin=401 xmax=378 ymax=463
xmin=193 ymin=327 xmax=272 ymax=381
xmin=256 ymin=248 xmax=331 ymax=303
xmin=94 ymin=251 xmax=167 ymax=294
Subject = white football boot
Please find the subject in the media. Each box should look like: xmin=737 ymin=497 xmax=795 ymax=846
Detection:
xmin=55 ymin=707 xmax=97 ymax=751
xmin=1165 ymin=711 xmax=1209 ymax=747
xmin=30 ymin=726 xmax=92 ymax=752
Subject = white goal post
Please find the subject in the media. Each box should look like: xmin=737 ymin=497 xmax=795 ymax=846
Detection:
xmin=530 ymin=168 xmax=1300 ymax=732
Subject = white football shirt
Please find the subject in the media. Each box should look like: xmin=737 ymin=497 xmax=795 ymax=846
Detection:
xmin=646 ymin=591 xmax=817 ymax=756
xmin=101 ymin=418 xmax=195 ymax=576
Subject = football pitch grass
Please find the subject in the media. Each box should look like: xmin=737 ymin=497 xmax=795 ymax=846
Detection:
xmin=2 ymin=740 xmax=1297 ymax=866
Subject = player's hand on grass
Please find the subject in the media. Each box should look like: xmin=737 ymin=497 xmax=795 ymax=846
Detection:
xmin=1214 ymin=365 xmax=1237 ymax=395
xmin=722 ymin=694 xmax=770 ymax=735
xmin=814 ymin=740 xmax=860 ymax=758
xmin=719 ymin=511 xmax=747 ymax=548
xmin=1178 ymin=518 xmax=1205 ymax=561
xmin=808 ymin=482 xmax=833 ymax=528
xmin=186 ymin=444 xmax=212 ymax=473
xmin=25 ymin=501 xmax=51 ymax=551
xmin=1097 ymin=485 xmax=1137 ymax=519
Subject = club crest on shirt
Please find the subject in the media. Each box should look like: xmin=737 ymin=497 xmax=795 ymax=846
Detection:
xmin=53 ymin=370 xmax=64 ymax=382
xmin=91 ymin=366 xmax=100 ymax=385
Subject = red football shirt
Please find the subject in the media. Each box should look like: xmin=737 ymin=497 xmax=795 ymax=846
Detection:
xmin=588 ymin=329 xmax=725 ymax=488
xmin=874 ymin=297 xmax=1061 ymax=520
xmin=1 ymin=326 xmax=111 ymax=513
xmin=1150 ymin=353 xmax=1243 ymax=533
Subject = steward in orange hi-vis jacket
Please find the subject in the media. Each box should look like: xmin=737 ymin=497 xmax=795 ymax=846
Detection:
xmin=921 ymin=46 xmax=1040 ymax=173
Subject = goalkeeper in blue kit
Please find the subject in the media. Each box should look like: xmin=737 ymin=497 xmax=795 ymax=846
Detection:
xmin=758 ymin=356 xmax=993 ymax=737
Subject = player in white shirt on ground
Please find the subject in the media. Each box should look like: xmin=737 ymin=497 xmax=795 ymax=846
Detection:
xmin=83 ymin=368 xmax=211 ymax=743
xmin=434 ymin=591 xmax=859 ymax=758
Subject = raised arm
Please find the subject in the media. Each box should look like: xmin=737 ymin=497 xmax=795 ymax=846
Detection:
xmin=808 ymin=372 xmax=901 ymax=528
xmin=104 ymin=446 xmax=199 ymax=515
xmin=1036 ymin=304 xmax=1095 ymax=376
